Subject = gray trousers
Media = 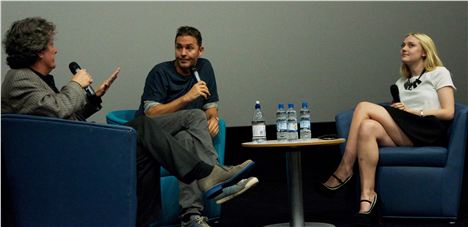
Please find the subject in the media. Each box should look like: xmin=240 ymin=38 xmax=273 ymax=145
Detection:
xmin=153 ymin=109 xmax=218 ymax=218
xmin=126 ymin=109 xmax=218 ymax=226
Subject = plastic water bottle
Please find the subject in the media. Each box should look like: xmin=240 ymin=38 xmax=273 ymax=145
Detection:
xmin=276 ymin=104 xmax=288 ymax=141
xmin=252 ymin=100 xmax=266 ymax=143
xmin=299 ymin=101 xmax=311 ymax=139
xmin=286 ymin=103 xmax=298 ymax=141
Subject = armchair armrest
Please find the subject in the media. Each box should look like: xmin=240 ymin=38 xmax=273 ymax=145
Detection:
xmin=2 ymin=114 xmax=137 ymax=227
xmin=213 ymin=118 xmax=226 ymax=165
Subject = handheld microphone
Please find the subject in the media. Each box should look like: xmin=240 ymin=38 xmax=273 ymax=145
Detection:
xmin=191 ymin=67 xmax=201 ymax=82
xmin=69 ymin=62 xmax=95 ymax=96
xmin=390 ymin=84 xmax=400 ymax=103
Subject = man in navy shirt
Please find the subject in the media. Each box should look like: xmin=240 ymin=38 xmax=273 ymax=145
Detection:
xmin=138 ymin=26 xmax=258 ymax=227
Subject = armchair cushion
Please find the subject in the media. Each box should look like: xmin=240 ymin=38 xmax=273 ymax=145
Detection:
xmin=379 ymin=146 xmax=447 ymax=167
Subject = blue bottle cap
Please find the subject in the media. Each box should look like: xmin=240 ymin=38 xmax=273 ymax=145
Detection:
xmin=302 ymin=102 xmax=309 ymax=108
xmin=278 ymin=103 xmax=284 ymax=109
xmin=255 ymin=100 xmax=261 ymax=109
xmin=288 ymin=103 xmax=294 ymax=108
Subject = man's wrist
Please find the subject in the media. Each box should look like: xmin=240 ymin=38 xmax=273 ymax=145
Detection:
xmin=209 ymin=116 xmax=219 ymax=121
xmin=181 ymin=94 xmax=192 ymax=103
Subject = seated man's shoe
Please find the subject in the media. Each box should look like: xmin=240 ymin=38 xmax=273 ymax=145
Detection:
xmin=181 ymin=215 xmax=210 ymax=227
xmin=214 ymin=176 xmax=259 ymax=204
xmin=198 ymin=160 xmax=255 ymax=199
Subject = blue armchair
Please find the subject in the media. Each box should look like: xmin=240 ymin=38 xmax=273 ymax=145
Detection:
xmin=2 ymin=114 xmax=138 ymax=227
xmin=106 ymin=110 xmax=225 ymax=226
xmin=335 ymin=103 xmax=468 ymax=220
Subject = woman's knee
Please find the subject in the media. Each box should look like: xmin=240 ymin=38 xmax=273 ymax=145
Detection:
xmin=355 ymin=102 xmax=387 ymax=119
xmin=358 ymin=119 xmax=381 ymax=138
xmin=355 ymin=101 xmax=376 ymax=113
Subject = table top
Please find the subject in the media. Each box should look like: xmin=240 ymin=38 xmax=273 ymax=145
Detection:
xmin=242 ymin=138 xmax=345 ymax=148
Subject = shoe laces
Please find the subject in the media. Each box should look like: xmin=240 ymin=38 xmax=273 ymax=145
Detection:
xmin=193 ymin=215 xmax=210 ymax=226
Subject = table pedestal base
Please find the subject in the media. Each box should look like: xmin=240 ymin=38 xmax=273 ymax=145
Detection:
xmin=242 ymin=139 xmax=345 ymax=227
xmin=265 ymin=222 xmax=335 ymax=227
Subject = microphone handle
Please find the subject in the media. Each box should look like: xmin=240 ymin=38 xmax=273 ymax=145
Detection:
xmin=70 ymin=62 xmax=95 ymax=96
xmin=193 ymin=70 xmax=201 ymax=82
xmin=191 ymin=67 xmax=201 ymax=82
xmin=390 ymin=84 xmax=400 ymax=103
xmin=84 ymin=86 xmax=95 ymax=96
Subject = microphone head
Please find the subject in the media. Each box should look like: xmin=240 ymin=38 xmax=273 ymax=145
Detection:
xmin=69 ymin=62 xmax=81 ymax=74
xmin=191 ymin=67 xmax=201 ymax=82
xmin=390 ymin=84 xmax=400 ymax=103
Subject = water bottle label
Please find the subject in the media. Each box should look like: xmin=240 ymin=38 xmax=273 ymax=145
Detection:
xmin=300 ymin=120 xmax=310 ymax=129
xmin=287 ymin=122 xmax=298 ymax=131
xmin=277 ymin=121 xmax=287 ymax=131
xmin=252 ymin=124 xmax=266 ymax=136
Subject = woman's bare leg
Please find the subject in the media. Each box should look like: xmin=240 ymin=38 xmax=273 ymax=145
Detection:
xmin=324 ymin=102 xmax=412 ymax=189
xmin=354 ymin=106 xmax=413 ymax=213
xmin=324 ymin=102 xmax=377 ymax=187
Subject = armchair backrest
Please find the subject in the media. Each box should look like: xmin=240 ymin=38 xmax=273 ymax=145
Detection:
xmin=106 ymin=109 xmax=138 ymax=125
xmin=447 ymin=103 xmax=468 ymax=151
xmin=443 ymin=103 xmax=468 ymax=211
xmin=2 ymin=114 xmax=138 ymax=227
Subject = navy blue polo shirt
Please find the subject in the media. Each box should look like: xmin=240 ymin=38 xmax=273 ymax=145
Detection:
xmin=137 ymin=58 xmax=219 ymax=116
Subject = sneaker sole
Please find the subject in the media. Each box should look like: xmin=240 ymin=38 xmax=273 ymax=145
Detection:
xmin=205 ymin=161 xmax=255 ymax=199
xmin=215 ymin=177 xmax=259 ymax=204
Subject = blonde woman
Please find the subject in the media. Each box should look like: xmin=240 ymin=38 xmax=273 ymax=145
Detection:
xmin=320 ymin=33 xmax=456 ymax=225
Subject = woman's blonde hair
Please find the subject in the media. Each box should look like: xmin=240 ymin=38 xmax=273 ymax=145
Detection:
xmin=400 ymin=33 xmax=444 ymax=78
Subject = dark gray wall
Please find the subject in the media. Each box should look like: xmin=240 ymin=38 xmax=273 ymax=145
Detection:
xmin=2 ymin=2 xmax=467 ymax=126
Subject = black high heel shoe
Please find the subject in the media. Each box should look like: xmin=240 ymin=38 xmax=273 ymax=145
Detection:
xmin=354 ymin=194 xmax=381 ymax=226
xmin=322 ymin=174 xmax=353 ymax=190
xmin=316 ymin=174 xmax=352 ymax=197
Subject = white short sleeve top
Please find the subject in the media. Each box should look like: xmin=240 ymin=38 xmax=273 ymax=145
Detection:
xmin=394 ymin=66 xmax=456 ymax=110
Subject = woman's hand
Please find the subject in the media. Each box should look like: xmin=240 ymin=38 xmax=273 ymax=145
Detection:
xmin=390 ymin=102 xmax=406 ymax=111
xmin=391 ymin=102 xmax=420 ymax=116
xmin=95 ymin=67 xmax=120 ymax=97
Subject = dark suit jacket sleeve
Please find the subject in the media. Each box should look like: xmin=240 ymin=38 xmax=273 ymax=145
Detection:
xmin=76 ymin=95 xmax=102 ymax=120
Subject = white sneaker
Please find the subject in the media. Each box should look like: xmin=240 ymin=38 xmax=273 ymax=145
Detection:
xmin=214 ymin=177 xmax=259 ymax=204
xmin=180 ymin=215 xmax=210 ymax=227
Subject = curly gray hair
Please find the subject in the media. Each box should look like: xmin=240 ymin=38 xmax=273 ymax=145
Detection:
xmin=3 ymin=17 xmax=56 ymax=69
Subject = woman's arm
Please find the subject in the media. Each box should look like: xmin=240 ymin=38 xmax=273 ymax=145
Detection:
xmin=393 ymin=86 xmax=455 ymax=120
xmin=423 ymin=86 xmax=455 ymax=120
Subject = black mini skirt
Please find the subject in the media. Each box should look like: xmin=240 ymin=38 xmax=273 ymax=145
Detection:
xmin=383 ymin=105 xmax=451 ymax=147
